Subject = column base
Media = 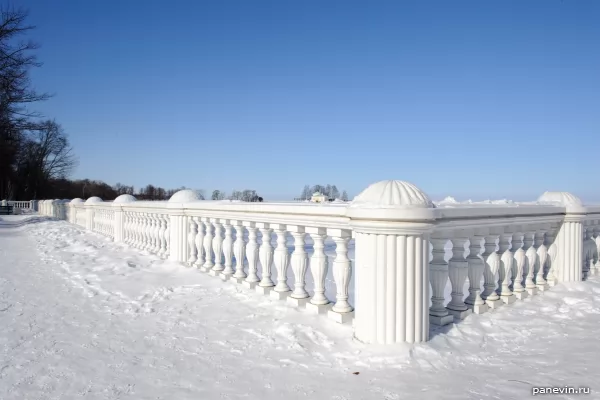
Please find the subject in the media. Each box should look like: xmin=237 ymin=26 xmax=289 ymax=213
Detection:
xmin=501 ymin=294 xmax=516 ymax=304
xmin=447 ymin=307 xmax=472 ymax=320
xmin=269 ymin=290 xmax=290 ymax=300
xmin=241 ymin=281 xmax=257 ymax=289
xmin=467 ymin=303 xmax=489 ymax=314
xmin=485 ymin=298 xmax=503 ymax=309
xmin=525 ymin=287 xmax=538 ymax=296
xmin=328 ymin=310 xmax=354 ymax=324
xmin=230 ymin=277 xmax=246 ymax=284
xmin=287 ymin=297 xmax=308 ymax=307
xmin=209 ymin=269 xmax=224 ymax=277
xmin=219 ymin=273 xmax=231 ymax=282
xmin=547 ymin=278 xmax=558 ymax=287
xmin=255 ymin=286 xmax=273 ymax=295
xmin=200 ymin=266 xmax=212 ymax=273
xmin=306 ymin=303 xmax=332 ymax=315
xmin=536 ymin=283 xmax=549 ymax=291
xmin=513 ymin=291 xmax=528 ymax=300
xmin=430 ymin=314 xmax=454 ymax=326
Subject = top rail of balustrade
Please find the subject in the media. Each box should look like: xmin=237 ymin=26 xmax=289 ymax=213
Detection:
xmin=68 ymin=195 xmax=600 ymax=232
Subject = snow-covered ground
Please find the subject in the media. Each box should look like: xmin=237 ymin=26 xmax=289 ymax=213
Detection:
xmin=0 ymin=215 xmax=598 ymax=399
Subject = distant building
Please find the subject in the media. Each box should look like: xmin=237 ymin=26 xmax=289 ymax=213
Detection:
xmin=310 ymin=192 xmax=328 ymax=203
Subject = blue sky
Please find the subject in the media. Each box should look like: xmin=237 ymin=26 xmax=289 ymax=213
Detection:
xmin=18 ymin=0 xmax=600 ymax=201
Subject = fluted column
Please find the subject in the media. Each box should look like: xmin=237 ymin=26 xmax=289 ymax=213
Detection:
xmin=523 ymin=230 xmax=538 ymax=295
xmin=201 ymin=217 xmax=214 ymax=272
xmin=351 ymin=224 xmax=432 ymax=344
xmin=510 ymin=230 xmax=527 ymax=300
xmin=232 ymin=221 xmax=247 ymax=282
xmin=210 ymin=219 xmax=224 ymax=276
xmin=446 ymin=234 xmax=471 ymax=319
xmin=555 ymin=216 xmax=584 ymax=282
xmin=429 ymin=236 xmax=453 ymax=325
xmin=271 ymin=225 xmax=291 ymax=300
xmin=497 ymin=231 xmax=515 ymax=304
xmin=243 ymin=222 xmax=260 ymax=287
xmin=193 ymin=217 xmax=205 ymax=268
xmin=465 ymin=231 xmax=487 ymax=314
xmin=306 ymin=227 xmax=330 ymax=314
xmin=168 ymin=212 xmax=188 ymax=263
xmin=257 ymin=223 xmax=275 ymax=294
xmin=221 ymin=221 xmax=234 ymax=278
xmin=187 ymin=217 xmax=198 ymax=266
xmin=288 ymin=226 xmax=309 ymax=306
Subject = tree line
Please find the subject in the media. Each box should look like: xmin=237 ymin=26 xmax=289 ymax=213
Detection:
xmin=299 ymin=184 xmax=348 ymax=201
xmin=211 ymin=189 xmax=263 ymax=202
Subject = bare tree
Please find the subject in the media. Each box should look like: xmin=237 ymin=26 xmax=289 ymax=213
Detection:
xmin=0 ymin=7 xmax=52 ymax=199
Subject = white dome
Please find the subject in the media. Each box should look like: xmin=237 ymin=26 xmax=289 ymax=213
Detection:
xmin=537 ymin=191 xmax=582 ymax=207
xmin=113 ymin=194 xmax=137 ymax=204
xmin=168 ymin=189 xmax=202 ymax=203
xmin=70 ymin=198 xmax=84 ymax=204
xmin=85 ymin=196 xmax=103 ymax=204
xmin=350 ymin=180 xmax=434 ymax=209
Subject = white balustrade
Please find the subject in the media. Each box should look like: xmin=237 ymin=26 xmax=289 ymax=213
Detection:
xmin=30 ymin=182 xmax=600 ymax=345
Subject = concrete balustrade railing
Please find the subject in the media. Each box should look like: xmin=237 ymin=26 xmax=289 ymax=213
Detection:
xmin=1 ymin=200 xmax=37 ymax=211
xmin=35 ymin=180 xmax=600 ymax=345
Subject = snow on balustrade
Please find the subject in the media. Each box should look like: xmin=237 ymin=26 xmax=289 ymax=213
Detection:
xmin=34 ymin=180 xmax=600 ymax=345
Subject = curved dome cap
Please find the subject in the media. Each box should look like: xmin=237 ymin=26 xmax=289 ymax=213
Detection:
xmin=113 ymin=194 xmax=137 ymax=204
xmin=350 ymin=180 xmax=435 ymax=209
xmin=168 ymin=189 xmax=203 ymax=203
xmin=537 ymin=191 xmax=583 ymax=207
xmin=85 ymin=196 xmax=103 ymax=204
xmin=70 ymin=198 xmax=84 ymax=204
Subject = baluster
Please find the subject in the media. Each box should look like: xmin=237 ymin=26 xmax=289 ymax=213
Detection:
xmin=210 ymin=219 xmax=224 ymax=276
xmin=201 ymin=218 xmax=214 ymax=272
xmin=141 ymin=213 xmax=149 ymax=250
xmin=481 ymin=232 xmax=501 ymax=308
xmin=593 ymin=223 xmax=600 ymax=275
xmin=243 ymin=223 xmax=260 ymax=287
xmin=546 ymin=225 xmax=559 ymax=286
xmin=146 ymin=214 xmax=153 ymax=251
xmin=123 ymin=212 xmax=129 ymax=244
xmin=163 ymin=215 xmax=171 ymax=259
xmin=193 ymin=217 xmax=205 ymax=268
xmin=446 ymin=233 xmax=471 ymax=319
xmin=232 ymin=222 xmax=247 ymax=282
xmin=534 ymin=229 xmax=548 ymax=290
xmin=133 ymin=213 xmax=139 ymax=248
xmin=306 ymin=227 xmax=330 ymax=314
xmin=524 ymin=230 xmax=539 ymax=295
xmin=429 ymin=235 xmax=453 ymax=325
xmin=497 ymin=231 xmax=516 ymax=304
xmin=511 ymin=230 xmax=528 ymax=300
xmin=329 ymin=229 xmax=353 ymax=323
xmin=288 ymin=226 xmax=309 ymax=306
xmin=465 ymin=231 xmax=488 ymax=314
xmin=257 ymin=223 xmax=275 ymax=294
xmin=271 ymin=225 xmax=291 ymax=300
xmin=221 ymin=221 xmax=234 ymax=278
xmin=187 ymin=217 xmax=198 ymax=265
xmin=583 ymin=225 xmax=592 ymax=280
xmin=148 ymin=214 xmax=155 ymax=252
xmin=157 ymin=214 xmax=166 ymax=257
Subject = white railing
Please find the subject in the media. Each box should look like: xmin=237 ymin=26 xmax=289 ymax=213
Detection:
xmin=1 ymin=200 xmax=36 ymax=211
xmin=35 ymin=180 xmax=600 ymax=345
